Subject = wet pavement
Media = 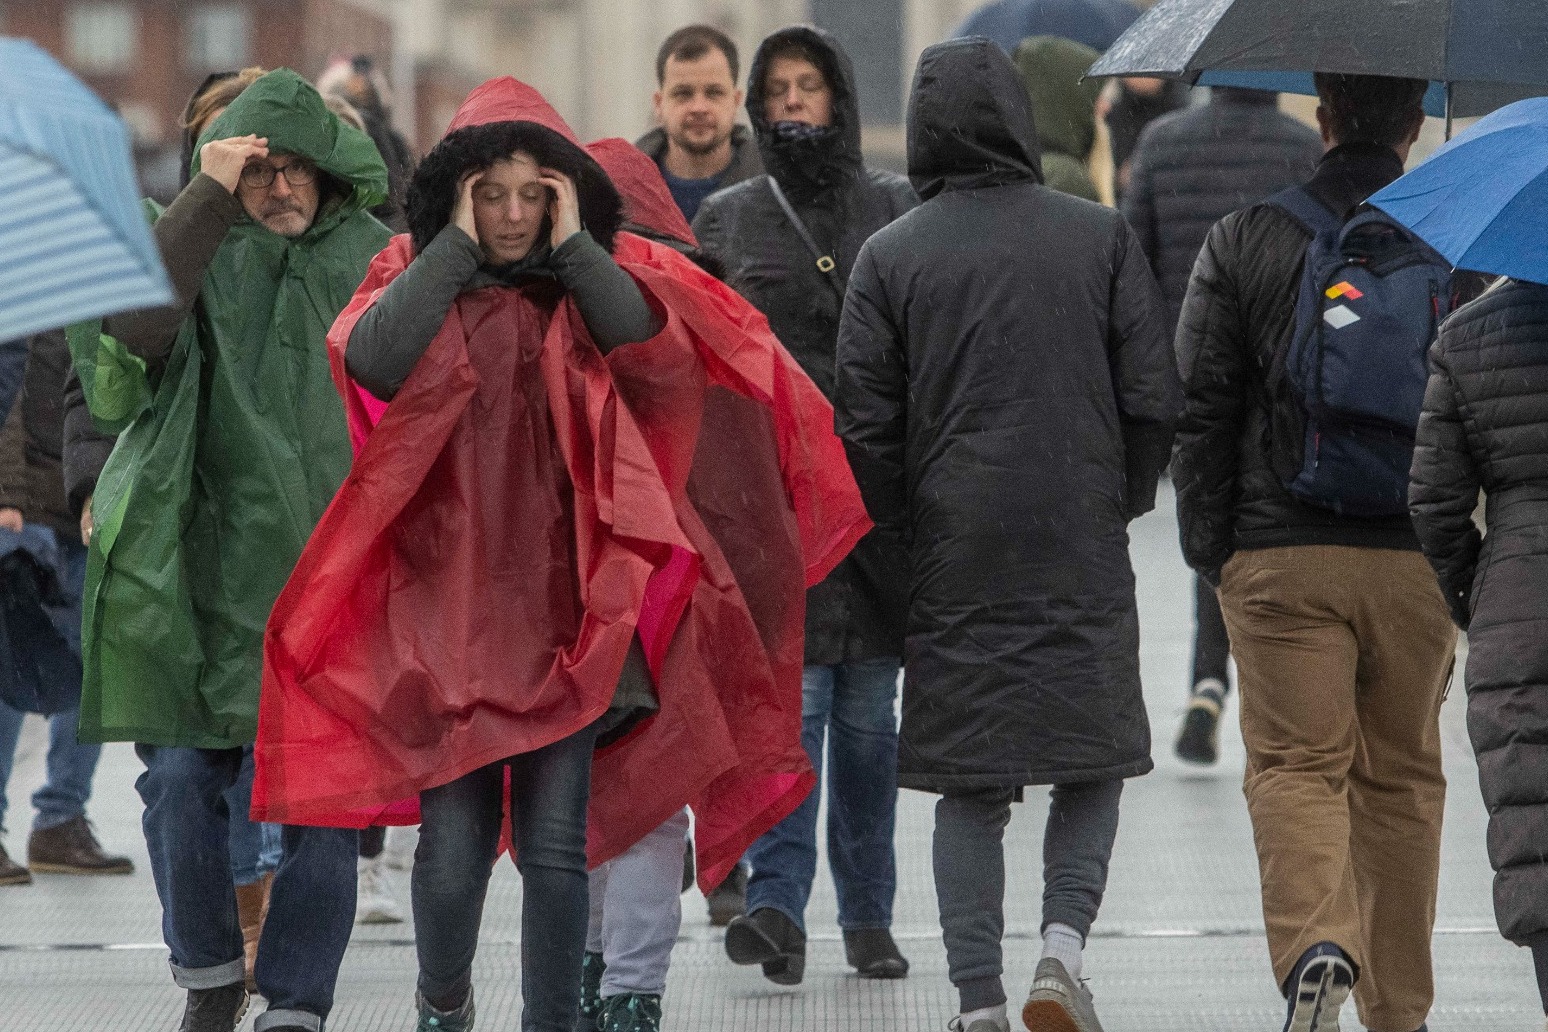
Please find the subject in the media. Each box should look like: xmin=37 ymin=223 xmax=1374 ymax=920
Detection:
xmin=1 ymin=483 xmax=1540 ymax=1030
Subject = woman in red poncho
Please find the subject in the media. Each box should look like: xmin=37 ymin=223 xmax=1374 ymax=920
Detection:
xmin=254 ymin=79 xmax=870 ymax=1032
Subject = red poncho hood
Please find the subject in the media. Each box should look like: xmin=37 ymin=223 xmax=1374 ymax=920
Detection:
xmin=255 ymin=79 xmax=869 ymax=888
xmin=586 ymin=138 xmax=697 ymax=248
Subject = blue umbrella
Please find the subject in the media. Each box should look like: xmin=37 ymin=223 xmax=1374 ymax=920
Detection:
xmin=1369 ymin=97 xmax=1548 ymax=287
xmin=952 ymin=0 xmax=1142 ymax=55
xmin=0 ymin=37 xmax=172 ymax=342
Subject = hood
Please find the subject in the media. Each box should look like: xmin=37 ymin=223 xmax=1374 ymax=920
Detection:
xmin=406 ymin=77 xmax=622 ymax=256
xmin=194 ymin=69 xmax=388 ymax=230
xmin=586 ymin=138 xmax=697 ymax=248
xmin=1013 ymin=35 xmax=1102 ymax=162
xmin=746 ymin=26 xmax=864 ymax=199
xmin=908 ymin=38 xmax=1044 ymax=201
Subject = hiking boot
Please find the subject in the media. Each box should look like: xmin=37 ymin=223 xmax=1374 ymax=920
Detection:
xmin=355 ymin=853 xmax=404 ymax=924
xmin=1023 ymin=957 xmax=1104 ymax=1032
xmin=27 ymin=816 xmax=134 ymax=874
xmin=416 ymin=988 xmax=475 ymax=1032
xmin=844 ymin=927 xmax=909 ymax=978
xmin=177 ymin=983 xmax=249 ymax=1032
xmin=706 ymin=863 xmax=747 ymax=927
xmin=1174 ymin=678 xmax=1227 ymax=766
xmin=724 ymin=906 xmax=805 ymax=985
xmin=0 ymin=841 xmax=31 ymax=885
xmin=1282 ymin=942 xmax=1354 ymax=1032
xmin=598 ymin=993 xmax=661 ymax=1032
xmin=577 ymin=951 xmax=605 ymax=1032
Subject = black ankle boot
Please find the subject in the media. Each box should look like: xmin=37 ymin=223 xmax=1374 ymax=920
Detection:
xmin=178 ymin=983 xmax=249 ymax=1032
xmin=724 ymin=907 xmax=806 ymax=985
xmin=844 ymin=927 xmax=909 ymax=978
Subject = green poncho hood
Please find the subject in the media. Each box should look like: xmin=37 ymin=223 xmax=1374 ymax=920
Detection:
xmin=72 ymin=69 xmax=392 ymax=748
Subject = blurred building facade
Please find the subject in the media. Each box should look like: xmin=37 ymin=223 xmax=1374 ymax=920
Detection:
xmin=1 ymin=0 xmax=1000 ymax=185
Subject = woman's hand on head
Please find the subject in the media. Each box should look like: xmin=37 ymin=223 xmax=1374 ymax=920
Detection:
xmin=539 ymin=168 xmax=582 ymax=248
xmin=452 ymin=171 xmax=481 ymax=247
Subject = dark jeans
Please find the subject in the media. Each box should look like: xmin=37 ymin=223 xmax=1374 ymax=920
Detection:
xmin=136 ymin=745 xmax=358 ymax=1032
xmin=933 ymin=780 xmax=1124 ymax=1013
xmin=746 ymin=659 xmax=901 ymax=933
xmin=0 ymin=536 xmax=100 ymax=833
xmin=1192 ymin=572 xmax=1233 ymax=692
xmin=413 ymin=722 xmax=600 ymax=1032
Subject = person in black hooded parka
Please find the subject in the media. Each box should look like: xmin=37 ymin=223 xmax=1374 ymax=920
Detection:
xmin=1408 ymin=277 xmax=1548 ymax=1018
xmin=835 ymin=38 xmax=1180 ymax=1032
xmin=694 ymin=26 xmax=917 ymax=986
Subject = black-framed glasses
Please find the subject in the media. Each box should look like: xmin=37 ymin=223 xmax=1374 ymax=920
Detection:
xmin=240 ymin=160 xmax=319 ymax=190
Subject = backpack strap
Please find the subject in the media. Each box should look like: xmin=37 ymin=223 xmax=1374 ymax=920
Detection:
xmin=1267 ymin=185 xmax=1344 ymax=237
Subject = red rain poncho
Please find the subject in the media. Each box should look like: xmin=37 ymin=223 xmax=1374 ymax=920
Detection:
xmin=252 ymin=80 xmax=869 ymax=888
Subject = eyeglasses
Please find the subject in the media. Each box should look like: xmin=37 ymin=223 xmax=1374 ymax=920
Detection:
xmin=240 ymin=160 xmax=319 ymax=190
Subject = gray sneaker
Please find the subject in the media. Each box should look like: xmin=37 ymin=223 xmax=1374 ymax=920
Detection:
xmin=947 ymin=1018 xmax=1010 ymax=1032
xmin=1022 ymin=958 xmax=1104 ymax=1032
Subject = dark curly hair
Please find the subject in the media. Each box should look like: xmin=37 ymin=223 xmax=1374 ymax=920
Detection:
xmin=407 ymin=120 xmax=623 ymax=257
xmin=1314 ymin=73 xmax=1428 ymax=148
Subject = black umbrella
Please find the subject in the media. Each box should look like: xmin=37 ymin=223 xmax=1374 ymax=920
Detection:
xmin=1087 ymin=0 xmax=1548 ymax=130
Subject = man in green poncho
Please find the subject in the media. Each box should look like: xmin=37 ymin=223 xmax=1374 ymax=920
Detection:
xmin=69 ymin=71 xmax=391 ymax=1032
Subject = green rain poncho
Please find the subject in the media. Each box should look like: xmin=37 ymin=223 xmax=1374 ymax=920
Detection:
xmin=69 ymin=70 xmax=391 ymax=748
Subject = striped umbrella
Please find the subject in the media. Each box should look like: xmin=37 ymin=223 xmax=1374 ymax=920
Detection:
xmin=0 ymin=37 xmax=171 ymax=342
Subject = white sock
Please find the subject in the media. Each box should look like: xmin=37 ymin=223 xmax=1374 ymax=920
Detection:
xmin=1041 ymin=922 xmax=1085 ymax=981
xmin=958 ymin=1002 xmax=1009 ymax=1031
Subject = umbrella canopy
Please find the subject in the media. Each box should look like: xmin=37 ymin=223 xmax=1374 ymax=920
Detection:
xmin=0 ymin=38 xmax=171 ymax=341
xmin=952 ymin=0 xmax=1142 ymax=54
xmin=1370 ymin=97 xmax=1548 ymax=286
xmin=1087 ymin=0 xmax=1548 ymax=119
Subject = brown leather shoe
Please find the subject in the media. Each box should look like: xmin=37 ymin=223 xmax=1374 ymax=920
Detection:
xmin=0 ymin=841 xmax=31 ymax=885
xmin=235 ymin=872 xmax=273 ymax=991
xmin=27 ymin=816 xmax=134 ymax=875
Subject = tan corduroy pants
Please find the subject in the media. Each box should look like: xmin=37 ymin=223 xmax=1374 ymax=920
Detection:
xmin=1219 ymin=546 xmax=1456 ymax=1032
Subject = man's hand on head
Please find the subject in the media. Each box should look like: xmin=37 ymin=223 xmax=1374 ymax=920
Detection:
xmin=201 ymin=135 xmax=270 ymax=194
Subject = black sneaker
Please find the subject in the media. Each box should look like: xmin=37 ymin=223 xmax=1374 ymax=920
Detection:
xmin=1282 ymin=942 xmax=1355 ymax=1032
xmin=1175 ymin=678 xmax=1227 ymax=765
xmin=416 ymin=988 xmax=475 ymax=1032
xmin=843 ymin=927 xmax=909 ymax=978
xmin=598 ymin=993 xmax=661 ymax=1032
xmin=706 ymin=863 xmax=747 ymax=927
xmin=724 ymin=906 xmax=805 ymax=985
xmin=577 ymin=951 xmax=605 ymax=1031
xmin=177 ymin=983 xmax=249 ymax=1032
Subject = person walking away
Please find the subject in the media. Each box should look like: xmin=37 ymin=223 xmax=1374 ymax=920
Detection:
xmin=637 ymin=25 xmax=762 ymax=225
xmin=1172 ymin=73 xmax=1474 ymax=1032
xmin=0 ymin=331 xmax=133 ymax=887
xmin=1012 ymin=36 xmax=1104 ymax=202
xmin=695 ymin=24 xmax=918 ymax=986
xmin=837 ymin=38 xmax=1179 ymax=1032
xmin=1409 ymin=276 xmax=1548 ymax=1022
xmin=249 ymin=77 xmax=870 ymax=1032
xmin=1121 ymin=86 xmax=1322 ymax=764
xmin=68 ymin=70 xmax=391 ymax=1032
xmin=316 ymin=55 xmax=416 ymax=232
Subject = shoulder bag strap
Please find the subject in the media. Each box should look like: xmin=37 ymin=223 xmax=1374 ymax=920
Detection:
xmin=767 ymin=176 xmax=846 ymax=301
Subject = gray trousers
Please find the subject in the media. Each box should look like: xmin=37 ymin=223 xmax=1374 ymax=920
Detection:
xmin=586 ymin=807 xmax=691 ymax=996
xmin=933 ymin=780 xmax=1124 ymax=1012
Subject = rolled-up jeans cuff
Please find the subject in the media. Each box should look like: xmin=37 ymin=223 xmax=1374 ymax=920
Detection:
xmin=256 ymin=1008 xmax=322 ymax=1032
xmin=169 ymin=957 xmax=245 ymax=990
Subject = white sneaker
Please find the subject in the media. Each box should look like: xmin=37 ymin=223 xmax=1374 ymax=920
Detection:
xmin=384 ymin=825 xmax=418 ymax=871
xmin=356 ymin=854 xmax=405 ymax=924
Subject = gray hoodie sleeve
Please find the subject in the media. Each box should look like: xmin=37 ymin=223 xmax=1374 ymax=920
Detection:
xmin=550 ymin=231 xmax=662 ymax=354
xmin=345 ymin=225 xmax=483 ymax=401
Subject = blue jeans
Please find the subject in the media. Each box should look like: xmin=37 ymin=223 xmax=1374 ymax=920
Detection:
xmin=226 ymin=747 xmax=282 ymax=885
xmin=746 ymin=658 xmax=901 ymax=933
xmin=413 ymin=723 xmax=599 ymax=1032
xmin=136 ymin=745 xmax=358 ymax=1032
xmin=0 ymin=536 xmax=100 ymax=834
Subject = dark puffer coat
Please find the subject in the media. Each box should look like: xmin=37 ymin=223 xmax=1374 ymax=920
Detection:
xmin=835 ymin=38 xmax=1181 ymax=792
xmin=1122 ymin=89 xmax=1322 ymax=334
xmin=694 ymin=26 xmax=918 ymax=666
xmin=1409 ymin=278 xmax=1548 ymax=945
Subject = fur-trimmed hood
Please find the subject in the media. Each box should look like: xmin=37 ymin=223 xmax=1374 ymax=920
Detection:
xmin=406 ymin=78 xmax=622 ymax=257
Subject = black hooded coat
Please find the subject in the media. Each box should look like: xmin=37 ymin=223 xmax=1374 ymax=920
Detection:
xmin=694 ymin=27 xmax=918 ymax=666
xmin=835 ymin=39 xmax=1181 ymax=791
